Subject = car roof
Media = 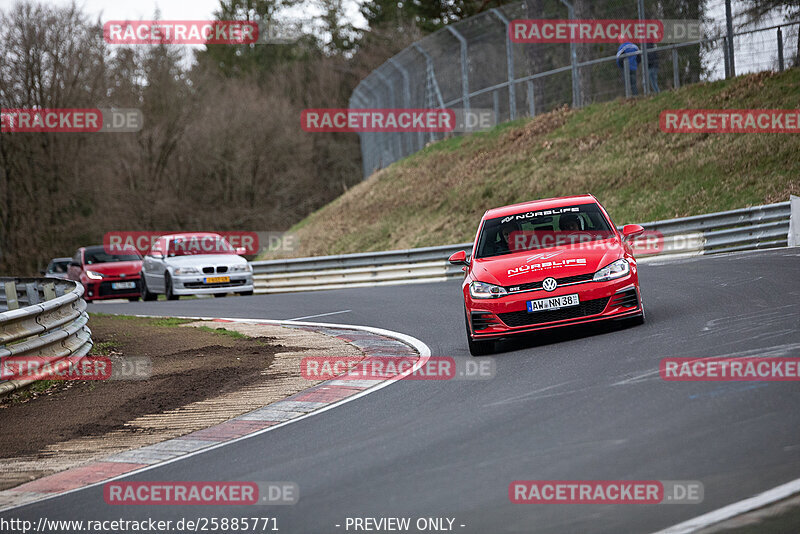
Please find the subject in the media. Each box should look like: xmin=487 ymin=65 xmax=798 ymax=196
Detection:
xmin=161 ymin=232 xmax=223 ymax=240
xmin=83 ymin=245 xmax=140 ymax=255
xmin=51 ymin=257 xmax=71 ymax=262
xmin=483 ymin=194 xmax=598 ymax=219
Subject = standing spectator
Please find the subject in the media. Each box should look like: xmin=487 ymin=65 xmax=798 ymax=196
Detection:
xmin=616 ymin=38 xmax=640 ymax=96
xmin=646 ymin=42 xmax=660 ymax=93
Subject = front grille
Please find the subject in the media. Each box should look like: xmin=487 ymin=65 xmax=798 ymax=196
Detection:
xmin=497 ymin=297 xmax=610 ymax=327
xmin=202 ymin=267 xmax=214 ymax=274
xmin=505 ymin=272 xmax=594 ymax=292
xmin=184 ymin=279 xmax=247 ymax=289
xmin=98 ymin=280 xmax=140 ymax=296
xmin=216 ymin=266 xmax=228 ymax=273
xmin=609 ymin=288 xmax=639 ymax=308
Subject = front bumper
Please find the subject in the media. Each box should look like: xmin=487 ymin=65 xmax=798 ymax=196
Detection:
xmin=172 ymin=274 xmax=254 ymax=295
xmin=466 ymin=275 xmax=641 ymax=340
xmin=84 ymin=278 xmax=141 ymax=301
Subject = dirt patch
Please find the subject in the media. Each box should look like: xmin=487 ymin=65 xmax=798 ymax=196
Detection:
xmin=0 ymin=316 xmax=364 ymax=490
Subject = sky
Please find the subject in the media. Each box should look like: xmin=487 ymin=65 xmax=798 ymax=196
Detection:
xmin=1 ymin=0 xmax=790 ymax=79
xmin=0 ymin=0 xmax=368 ymax=29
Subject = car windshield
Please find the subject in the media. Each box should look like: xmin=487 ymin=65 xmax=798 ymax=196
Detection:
xmin=48 ymin=260 xmax=70 ymax=273
xmin=166 ymin=235 xmax=236 ymax=256
xmin=84 ymin=248 xmax=140 ymax=264
xmin=475 ymin=203 xmax=615 ymax=259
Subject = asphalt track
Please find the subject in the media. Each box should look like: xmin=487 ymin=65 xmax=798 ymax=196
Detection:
xmin=3 ymin=249 xmax=800 ymax=533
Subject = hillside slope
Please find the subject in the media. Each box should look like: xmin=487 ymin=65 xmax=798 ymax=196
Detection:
xmin=283 ymin=69 xmax=799 ymax=258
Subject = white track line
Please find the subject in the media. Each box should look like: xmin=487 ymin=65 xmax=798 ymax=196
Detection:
xmin=0 ymin=315 xmax=430 ymax=512
xmin=653 ymin=477 xmax=800 ymax=534
xmin=286 ymin=309 xmax=352 ymax=321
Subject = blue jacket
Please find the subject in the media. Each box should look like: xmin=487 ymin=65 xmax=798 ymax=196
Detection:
xmin=616 ymin=42 xmax=640 ymax=71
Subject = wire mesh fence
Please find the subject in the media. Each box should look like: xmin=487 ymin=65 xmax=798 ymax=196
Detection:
xmin=350 ymin=0 xmax=798 ymax=178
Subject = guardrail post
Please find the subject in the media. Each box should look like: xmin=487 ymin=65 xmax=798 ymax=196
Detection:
xmin=25 ymin=283 xmax=40 ymax=305
xmin=446 ymin=26 xmax=470 ymax=114
xmin=672 ymin=48 xmax=680 ymax=89
xmin=777 ymin=27 xmax=785 ymax=71
xmin=43 ymin=282 xmax=56 ymax=301
xmin=789 ymin=195 xmax=800 ymax=247
xmin=4 ymin=282 xmax=18 ymax=310
xmin=491 ymin=8 xmax=516 ymax=120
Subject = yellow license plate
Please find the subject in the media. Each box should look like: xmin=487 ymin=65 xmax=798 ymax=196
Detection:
xmin=205 ymin=276 xmax=230 ymax=284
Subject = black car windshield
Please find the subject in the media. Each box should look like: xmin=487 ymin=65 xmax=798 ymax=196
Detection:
xmin=475 ymin=203 xmax=615 ymax=259
xmin=84 ymin=247 xmax=140 ymax=264
xmin=48 ymin=260 xmax=70 ymax=273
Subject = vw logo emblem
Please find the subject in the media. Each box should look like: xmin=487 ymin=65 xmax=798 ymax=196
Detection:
xmin=542 ymin=277 xmax=557 ymax=292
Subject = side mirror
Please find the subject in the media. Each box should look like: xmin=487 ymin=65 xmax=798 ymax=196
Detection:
xmin=39 ymin=270 xmax=46 ymax=275
xmin=448 ymin=250 xmax=469 ymax=266
xmin=622 ymin=224 xmax=644 ymax=239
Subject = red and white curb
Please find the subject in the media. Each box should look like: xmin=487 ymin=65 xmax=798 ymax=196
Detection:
xmin=0 ymin=316 xmax=430 ymax=512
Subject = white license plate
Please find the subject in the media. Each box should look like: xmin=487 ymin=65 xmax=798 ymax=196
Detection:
xmin=111 ymin=281 xmax=136 ymax=290
xmin=527 ymin=293 xmax=580 ymax=312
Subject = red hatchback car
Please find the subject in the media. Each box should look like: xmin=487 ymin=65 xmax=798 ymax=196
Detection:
xmin=450 ymin=195 xmax=645 ymax=355
xmin=67 ymin=245 xmax=143 ymax=302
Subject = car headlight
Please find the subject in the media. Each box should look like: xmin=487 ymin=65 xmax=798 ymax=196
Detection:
xmin=230 ymin=264 xmax=251 ymax=272
xmin=85 ymin=270 xmax=104 ymax=279
xmin=469 ymin=281 xmax=508 ymax=299
xmin=173 ymin=266 xmax=199 ymax=275
xmin=593 ymin=259 xmax=630 ymax=282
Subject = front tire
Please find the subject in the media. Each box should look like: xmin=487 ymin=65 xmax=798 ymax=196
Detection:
xmin=237 ymin=290 xmax=254 ymax=296
xmin=165 ymin=273 xmax=179 ymax=300
xmin=214 ymin=293 xmax=226 ymax=298
xmin=465 ymin=312 xmax=494 ymax=356
xmin=140 ymin=274 xmax=157 ymax=301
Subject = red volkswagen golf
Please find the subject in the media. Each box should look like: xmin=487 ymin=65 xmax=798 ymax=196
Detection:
xmin=450 ymin=195 xmax=645 ymax=355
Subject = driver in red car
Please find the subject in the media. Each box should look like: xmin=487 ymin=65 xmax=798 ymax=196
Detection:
xmin=559 ymin=213 xmax=582 ymax=232
xmin=496 ymin=221 xmax=522 ymax=254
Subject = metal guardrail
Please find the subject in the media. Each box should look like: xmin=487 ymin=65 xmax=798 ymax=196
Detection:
xmin=251 ymin=201 xmax=793 ymax=293
xmin=0 ymin=278 xmax=92 ymax=395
